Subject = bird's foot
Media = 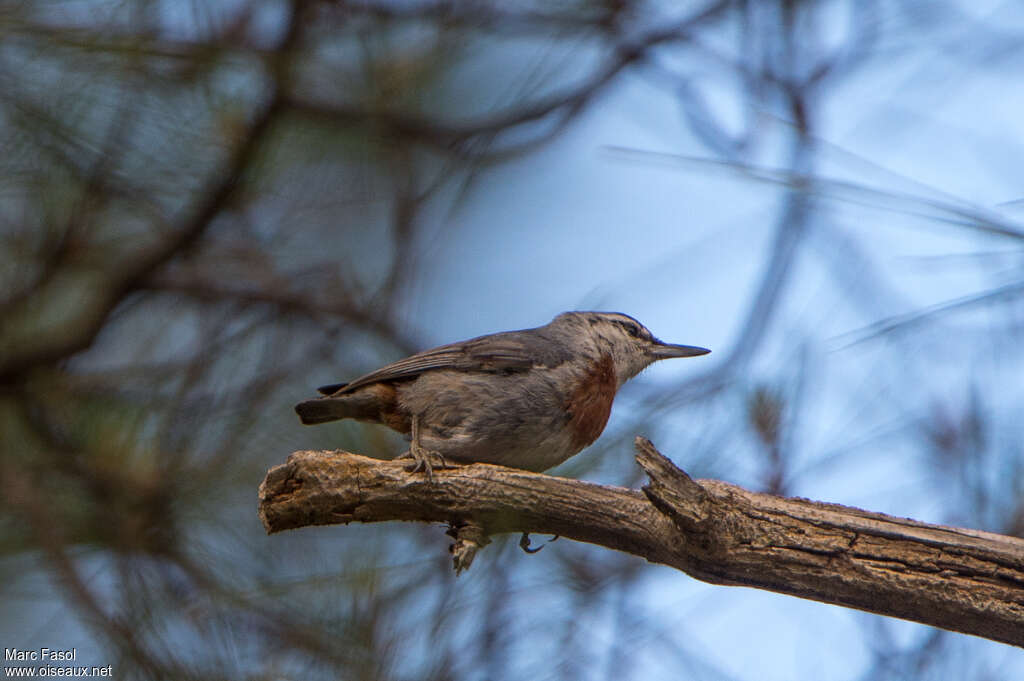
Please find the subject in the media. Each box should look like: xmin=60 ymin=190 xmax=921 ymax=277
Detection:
xmin=397 ymin=446 xmax=452 ymax=482
xmin=401 ymin=414 xmax=457 ymax=482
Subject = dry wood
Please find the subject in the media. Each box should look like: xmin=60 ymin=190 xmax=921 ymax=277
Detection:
xmin=258 ymin=437 xmax=1024 ymax=647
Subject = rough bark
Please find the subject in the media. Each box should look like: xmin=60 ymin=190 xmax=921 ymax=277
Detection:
xmin=258 ymin=437 xmax=1024 ymax=647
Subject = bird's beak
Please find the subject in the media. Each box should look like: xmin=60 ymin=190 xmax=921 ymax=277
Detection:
xmin=648 ymin=341 xmax=711 ymax=359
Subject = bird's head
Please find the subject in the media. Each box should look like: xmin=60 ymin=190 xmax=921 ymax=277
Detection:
xmin=550 ymin=311 xmax=710 ymax=384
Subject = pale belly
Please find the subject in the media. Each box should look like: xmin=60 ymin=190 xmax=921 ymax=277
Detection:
xmin=397 ymin=369 xmax=613 ymax=472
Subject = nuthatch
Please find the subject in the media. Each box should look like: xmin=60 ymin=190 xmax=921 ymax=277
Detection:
xmin=295 ymin=311 xmax=710 ymax=476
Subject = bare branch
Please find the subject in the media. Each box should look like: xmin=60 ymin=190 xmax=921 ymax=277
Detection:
xmin=283 ymin=1 xmax=730 ymax=156
xmin=259 ymin=438 xmax=1024 ymax=648
xmin=0 ymin=2 xmax=306 ymax=384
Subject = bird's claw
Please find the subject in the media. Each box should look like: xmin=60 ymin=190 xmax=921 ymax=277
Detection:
xmin=400 ymin=413 xmax=452 ymax=481
xmin=398 ymin=447 xmax=450 ymax=482
xmin=519 ymin=532 xmax=559 ymax=554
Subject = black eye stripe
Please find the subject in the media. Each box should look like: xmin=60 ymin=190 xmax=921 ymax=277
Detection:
xmin=613 ymin=320 xmax=643 ymax=337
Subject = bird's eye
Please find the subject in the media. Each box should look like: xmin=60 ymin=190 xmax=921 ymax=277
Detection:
xmin=620 ymin=322 xmax=642 ymax=338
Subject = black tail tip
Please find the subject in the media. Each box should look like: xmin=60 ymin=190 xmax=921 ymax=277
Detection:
xmin=295 ymin=399 xmax=338 ymax=425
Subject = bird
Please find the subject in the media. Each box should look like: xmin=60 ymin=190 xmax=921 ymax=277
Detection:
xmin=295 ymin=311 xmax=710 ymax=477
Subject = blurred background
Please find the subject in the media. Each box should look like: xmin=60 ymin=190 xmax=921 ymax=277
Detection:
xmin=2 ymin=0 xmax=1023 ymax=678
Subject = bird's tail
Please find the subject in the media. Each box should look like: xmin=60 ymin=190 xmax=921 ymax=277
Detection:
xmin=295 ymin=398 xmax=350 ymax=425
xmin=296 ymin=384 xmax=394 ymax=425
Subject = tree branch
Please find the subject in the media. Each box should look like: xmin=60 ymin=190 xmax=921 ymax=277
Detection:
xmin=258 ymin=438 xmax=1024 ymax=648
xmin=282 ymin=1 xmax=729 ymax=157
xmin=0 ymin=1 xmax=306 ymax=384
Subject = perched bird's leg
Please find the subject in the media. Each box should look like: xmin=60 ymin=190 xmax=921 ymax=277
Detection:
xmin=399 ymin=414 xmax=449 ymax=481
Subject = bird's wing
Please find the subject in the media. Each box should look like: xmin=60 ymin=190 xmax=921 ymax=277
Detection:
xmin=328 ymin=331 xmax=569 ymax=395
